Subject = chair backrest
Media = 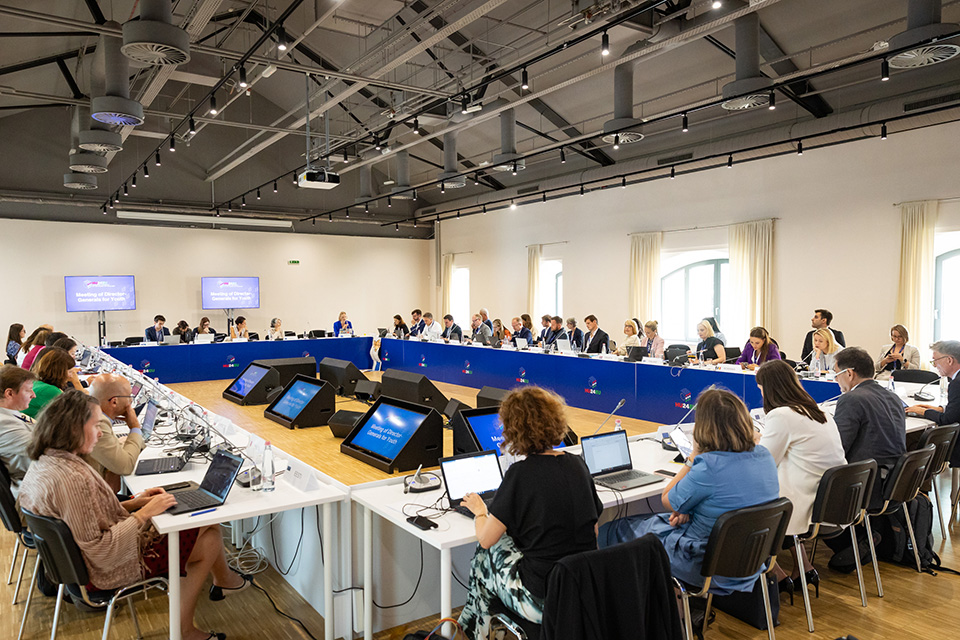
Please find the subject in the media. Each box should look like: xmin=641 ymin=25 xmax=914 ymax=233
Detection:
xmin=811 ymin=460 xmax=877 ymax=528
xmin=665 ymin=344 xmax=690 ymax=365
xmin=725 ymin=346 xmax=742 ymax=361
xmin=248 ymin=332 xmax=260 ymax=341
xmin=0 ymin=461 xmax=23 ymax=535
xmin=891 ymin=369 xmax=939 ymax=384
xmin=701 ymin=497 xmax=793 ymax=579
xmin=883 ymin=444 xmax=936 ymax=504
xmin=124 ymin=336 xmax=142 ymax=345
xmin=916 ymin=424 xmax=959 ymax=478
xmin=21 ymin=509 xmax=89 ymax=587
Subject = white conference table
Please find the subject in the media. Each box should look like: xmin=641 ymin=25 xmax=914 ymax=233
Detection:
xmin=818 ymin=380 xmax=938 ymax=434
xmin=124 ymin=444 xmax=348 ymax=640
xmin=350 ymin=436 xmax=679 ymax=640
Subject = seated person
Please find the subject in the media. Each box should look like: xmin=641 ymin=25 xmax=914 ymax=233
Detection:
xmin=510 ymin=317 xmax=533 ymax=347
xmin=640 ymin=320 xmax=666 ymax=360
xmin=536 ymin=315 xmax=552 ymax=345
xmin=420 ymin=312 xmax=443 ymax=340
xmin=581 ymin=315 xmax=610 ymax=354
xmin=457 ymin=387 xmax=602 ymax=639
xmin=51 ymin=337 xmax=79 ymax=360
xmin=702 ymin=317 xmax=726 ymax=345
xmin=268 ymin=318 xmax=284 ymax=340
xmin=565 ymin=318 xmax=584 ymax=351
xmin=599 ymin=389 xmax=779 ymax=596
xmin=6 ymin=323 xmax=24 ymax=362
xmin=737 ymin=326 xmax=781 ymax=370
xmin=493 ymin=319 xmax=510 ymax=343
xmin=441 ymin=314 xmax=462 ymax=342
xmin=18 ymin=390 xmax=249 ymax=640
xmin=468 ymin=314 xmax=493 ymax=343
xmin=86 ymin=374 xmax=148 ymax=491
xmin=809 ymin=328 xmax=841 ymax=373
xmin=24 ymin=347 xmax=82 ymax=418
xmin=693 ymin=321 xmax=725 ymax=365
xmin=0 ymin=365 xmax=37 ymax=497
xmin=20 ymin=328 xmax=51 ymax=370
xmin=520 ymin=314 xmax=535 ymax=333
xmin=875 ymin=324 xmax=921 ymax=378
xmin=392 ymin=314 xmax=410 ymax=339
xmin=172 ymin=320 xmax=192 ymax=343
xmin=333 ymin=311 xmax=353 ymax=337
xmin=906 ymin=339 xmax=960 ymax=446
xmin=543 ymin=316 xmax=568 ymax=349
xmin=193 ymin=317 xmax=216 ymax=340
xmin=230 ymin=316 xmax=249 ymax=340
xmin=144 ymin=315 xmax=169 ymax=342
xmin=614 ymin=320 xmax=642 ymax=356
xmin=409 ymin=309 xmax=425 ymax=337
xmin=479 ymin=308 xmax=494 ymax=331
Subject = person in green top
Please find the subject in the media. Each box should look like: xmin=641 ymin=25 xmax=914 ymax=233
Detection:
xmin=24 ymin=347 xmax=84 ymax=419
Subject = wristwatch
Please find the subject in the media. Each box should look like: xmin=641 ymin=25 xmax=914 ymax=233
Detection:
xmin=684 ymin=458 xmax=695 ymax=468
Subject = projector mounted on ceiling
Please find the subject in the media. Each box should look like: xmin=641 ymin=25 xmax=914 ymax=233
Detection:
xmin=298 ymin=168 xmax=341 ymax=190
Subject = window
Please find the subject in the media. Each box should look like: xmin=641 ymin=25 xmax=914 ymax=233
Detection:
xmin=661 ymin=259 xmax=729 ymax=342
xmin=539 ymin=259 xmax=562 ymax=318
xmin=450 ymin=267 xmax=470 ymax=330
xmin=935 ymin=248 xmax=960 ymax=341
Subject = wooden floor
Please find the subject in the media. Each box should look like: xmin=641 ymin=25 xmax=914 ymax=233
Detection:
xmin=4 ymin=373 xmax=960 ymax=639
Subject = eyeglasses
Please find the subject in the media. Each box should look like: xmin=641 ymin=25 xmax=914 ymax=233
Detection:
xmin=109 ymin=395 xmax=137 ymax=401
xmin=930 ymin=356 xmax=950 ymax=365
xmin=833 ymin=368 xmax=850 ymax=377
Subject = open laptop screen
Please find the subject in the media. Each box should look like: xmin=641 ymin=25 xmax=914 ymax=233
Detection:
xmin=440 ymin=451 xmax=503 ymax=502
xmin=199 ymin=450 xmax=243 ymax=500
xmin=581 ymin=430 xmax=633 ymax=476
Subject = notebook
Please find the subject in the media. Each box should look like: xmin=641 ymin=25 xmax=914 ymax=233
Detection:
xmin=580 ymin=430 xmax=662 ymax=491
xmin=439 ymin=450 xmax=504 ymax=518
xmin=166 ymin=449 xmax=243 ymax=515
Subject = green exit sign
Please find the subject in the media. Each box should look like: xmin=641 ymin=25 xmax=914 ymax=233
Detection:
xmin=288 ymin=260 xmax=300 ymax=265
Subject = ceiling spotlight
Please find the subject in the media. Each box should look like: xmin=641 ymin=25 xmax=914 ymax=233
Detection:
xmin=512 ymin=162 xmax=518 ymax=175
xmin=797 ymin=140 xmax=803 ymax=155
xmin=881 ymin=122 xmax=888 ymax=139
xmin=483 ymin=204 xmax=487 ymax=214
xmin=601 ymin=31 xmax=610 ymax=57
xmin=277 ymin=28 xmax=288 ymax=52
xmin=542 ymin=192 xmax=547 ymax=203
xmin=143 ymin=164 xmax=149 ymax=178
xmin=682 ymin=113 xmax=689 ymax=132
xmin=110 ymin=194 xmax=115 ymax=209
xmin=228 ymin=201 xmax=232 ymax=211
xmin=413 ymin=218 xmax=417 ymax=228
xmin=292 ymin=173 xmax=298 ymax=185
xmin=461 ymin=95 xmax=469 ymax=115
xmin=208 ymin=95 xmax=218 ymax=115
xmin=216 ymin=208 xmax=220 ymax=217
xmin=238 ymin=65 xmax=248 ymax=88
xmin=123 ymin=182 xmax=129 ymax=196
xmin=241 ymin=195 xmax=246 ymax=207
xmin=343 ymin=148 xmax=349 ymax=163
xmin=346 ymin=209 xmax=350 ymax=218
xmin=712 ymin=0 xmax=722 ymax=8
xmin=374 ymin=134 xmax=381 ymax=151
xmin=102 ymin=205 xmax=107 ymax=215
xmin=457 ymin=210 xmax=461 ymax=219
xmin=188 ymin=116 xmax=196 ymax=135
xmin=169 ymin=136 xmax=175 ymax=152
xmin=510 ymin=200 xmax=517 ymax=210
xmin=441 ymin=182 xmax=445 ymax=193
xmin=521 ymin=68 xmax=529 ymax=91
xmin=155 ymin=151 xmax=161 ymax=166
xmin=312 ymin=217 xmax=315 ymax=226
xmin=329 ymin=213 xmax=333 ymax=222
xmin=132 ymin=174 xmax=137 ymax=188
xmin=580 ymin=184 xmax=585 ymax=197
xmin=621 ymin=176 xmax=626 ymax=189
xmin=413 ymin=189 xmax=418 ymax=200
xmin=273 ymin=180 xmax=278 ymax=192
xmin=395 ymin=223 xmax=400 ymax=231
xmin=365 ymin=202 xmax=369 ymax=213
xmin=613 ymin=134 xmax=620 ymax=150
xmin=768 ymin=90 xmax=776 ymax=110
xmin=881 ymin=58 xmax=890 ymax=81
xmin=474 ymin=173 xmax=480 ymax=185
xmin=256 ymin=188 xmax=261 ymax=200
xmin=387 ymin=197 xmax=392 ymax=208
xmin=670 ymin=166 xmax=676 ymax=179
xmin=727 ymin=154 xmax=733 ymax=168
xmin=413 ymin=117 xmax=420 ymax=135
xmin=560 ymin=147 xmax=566 ymax=163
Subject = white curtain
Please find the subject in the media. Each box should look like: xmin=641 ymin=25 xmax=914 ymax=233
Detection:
xmin=527 ymin=244 xmax=541 ymax=317
xmin=728 ymin=219 xmax=774 ymax=338
xmin=629 ymin=232 xmax=662 ymax=322
xmin=441 ymin=253 xmax=455 ymax=317
xmin=896 ymin=201 xmax=939 ymax=355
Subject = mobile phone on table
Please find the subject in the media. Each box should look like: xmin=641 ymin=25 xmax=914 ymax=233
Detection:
xmin=407 ymin=515 xmax=438 ymax=531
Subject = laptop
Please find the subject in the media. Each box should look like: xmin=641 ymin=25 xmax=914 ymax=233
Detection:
xmin=625 ymin=345 xmax=649 ymax=362
xmin=166 ymin=449 xmax=244 ymax=515
xmin=580 ymin=430 xmax=662 ymax=491
xmin=515 ymin=337 xmax=528 ymax=350
xmin=195 ymin=332 xmax=215 ymax=344
xmin=135 ymin=436 xmax=200 ymax=476
xmin=439 ymin=450 xmax=504 ymax=518
xmin=556 ymin=338 xmax=573 ymax=354
xmin=378 ymin=328 xmax=389 ymax=338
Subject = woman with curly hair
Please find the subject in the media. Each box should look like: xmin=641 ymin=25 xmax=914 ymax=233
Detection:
xmin=457 ymin=386 xmax=602 ymax=639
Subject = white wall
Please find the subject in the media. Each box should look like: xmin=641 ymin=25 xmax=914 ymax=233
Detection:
xmin=0 ymin=219 xmax=432 ymax=345
xmin=437 ymin=120 xmax=960 ymax=360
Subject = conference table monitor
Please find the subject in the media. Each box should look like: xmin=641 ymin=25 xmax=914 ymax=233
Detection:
xmin=340 ymin=396 xmax=444 ymax=473
xmin=222 ymin=362 xmax=280 ymax=406
xmin=263 ymin=374 xmax=336 ymax=429
xmin=452 ymin=406 xmax=505 ymax=457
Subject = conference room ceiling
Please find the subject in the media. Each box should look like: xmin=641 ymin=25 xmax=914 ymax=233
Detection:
xmin=1 ymin=0 xmax=959 ymax=237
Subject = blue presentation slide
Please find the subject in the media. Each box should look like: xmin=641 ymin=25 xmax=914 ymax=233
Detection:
xmin=64 ymin=276 xmax=137 ymax=312
xmin=228 ymin=364 xmax=269 ymax=396
xmin=467 ymin=412 xmax=505 ymax=455
xmin=350 ymin=404 xmax=426 ymax=460
xmin=201 ymin=277 xmax=260 ymax=310
xmin=272 ymin=381 xmax=321 ymax=419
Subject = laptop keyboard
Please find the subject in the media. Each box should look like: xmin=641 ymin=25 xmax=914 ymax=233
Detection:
xmin=455 ymin=498 xmax=493 ymax=519
xmin=602 ymin=469 xmax=648 ymax=484
xmin=174 ymin=490 xmax=213 ymax=509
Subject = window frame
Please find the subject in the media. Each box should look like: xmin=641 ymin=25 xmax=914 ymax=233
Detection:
xmin=934 ymin=248 xmax=960 ymax=341
xmin=660 ymin=258 xmax=728 ymax=342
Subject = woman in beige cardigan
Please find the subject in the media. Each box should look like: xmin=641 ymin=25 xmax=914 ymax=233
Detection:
xmin=875 ymin=324 xmax=921 ymax=379
xmin=19 ymin=391 xmax=248 ymax=640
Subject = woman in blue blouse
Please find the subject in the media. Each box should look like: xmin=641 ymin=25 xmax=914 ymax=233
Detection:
xmin=6 ymin=323 xmax=24 ymax=361
xmin=600 ymin=388 xmax=779 ymax=595
xmin=333 ymin=311 xmax=353 ymax=337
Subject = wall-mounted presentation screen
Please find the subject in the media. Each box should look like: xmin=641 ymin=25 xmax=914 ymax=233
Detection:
xmin=64 ymin=276 xmax=137 ymax=312
xmin=201 ymin=277 xmax=260 ymax=310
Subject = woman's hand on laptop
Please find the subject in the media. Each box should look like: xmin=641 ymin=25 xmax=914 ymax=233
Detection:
xmin=133 ymin=493 xmax=178 ymax=524
xmin=462 ymin=492 xmax=488 ymax=517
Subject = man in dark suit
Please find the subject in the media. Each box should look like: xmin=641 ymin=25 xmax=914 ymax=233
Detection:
xmin=144 ymin=315 xmax=169 ymax=342
xmin=565 ymin=317 xmax=584 ymax=351
xmin=801 ymin=309 xmax=846 ymax=363
xmin=510 ymin=317 xmax=533 ymax=347
xmin=536 ymin=314 xmax=552 ymax=345
xmin=441 ymin=314 xmax=463 ymax=342
xmin=479 ymin=308 xmax=494 ymax=331
xmin=409 ymin=309 xmax=425 ymax=337
xmin=581 ymin=315 xmax=610 ymax=354
xmin=543 ymin=316 xmax=568 ymax=349
xmin=906 ymin=340 xmax=960 ymax=466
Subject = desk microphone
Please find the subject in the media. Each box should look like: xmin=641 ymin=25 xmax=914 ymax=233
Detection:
xmin=911 ymin=378 xmax=940 ymax=402
xmin=592 ymin=398 xmax=626 ymax=435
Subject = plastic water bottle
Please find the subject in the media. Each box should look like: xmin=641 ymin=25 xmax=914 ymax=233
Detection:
xmin=614 ymin=419 xmax=622 ymax=431
xmin=888 ymin=374 xmax=895 ymax=392
xmin=941 ymin=376 xmax=950 ymax=407
xmin=811 ymin=357 xmax=821 ymax=378
xmin=261 ymin=442 xmax=276 ymax=492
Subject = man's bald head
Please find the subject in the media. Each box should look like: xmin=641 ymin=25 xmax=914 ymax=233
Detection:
xmin=89 ymin=374 xmax=133 ymax=418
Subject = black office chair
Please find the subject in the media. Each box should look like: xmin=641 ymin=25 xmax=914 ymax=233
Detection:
xmin=793 ymin=460 xmax=877 ymax=633
xmin=3 ymin=356 xmax=16 ymax=365
xmin=123 ymin=336 xmax=142 ymax=346
xmin=666 ymin=344 xmax=691 ymax=366
xmin=915 ymin=425 xmax=959 ymax=537
xmin=891 ymin=369 xmax=939 ymax=384
xmin=863 ymin=445 xmax=936 ymax=593
xmin=309 ymin=329 xmax=327 ymax=338
xmin=21 ymin=509 xmax=168 ymax=640
xmin=214 ymin=333 xmax=227 ymax=343
xmin=284 ymin=331 xmax=297 ymax=338
xmin=674 ymin=497 xmax=793 ymax=640
xmin=248 ymin=331 xmax=260 ymax=341
xmin=782 ymin=359 xmax=798 ymax=370
xmin=725 ymin=346 xmax=741 ymax=361
xmin=108 ymin=341 xmax=124 ymax=348
xmin=0 ymin=461 xmax=35 ymax=609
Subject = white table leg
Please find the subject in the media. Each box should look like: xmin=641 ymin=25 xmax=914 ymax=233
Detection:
xmin=363 ymin=507 xmax=373 ymax=640
xmin=440 ymin=548 xmax=452 ymax=637
xmin=323 ymin=503 xmax=333 ymax=640
xmin=168 ymin=530 xmax=181 ymax=640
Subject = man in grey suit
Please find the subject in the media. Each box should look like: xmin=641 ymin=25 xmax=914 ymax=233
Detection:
xmin=905 ymin=340 xmax=960 ymax=479
xmin=468 ymin=314 xmax=493 ymax=343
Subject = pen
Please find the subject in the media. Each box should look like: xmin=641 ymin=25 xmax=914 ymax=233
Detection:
xmin=189 ymin=507 xmax=217 ymax=517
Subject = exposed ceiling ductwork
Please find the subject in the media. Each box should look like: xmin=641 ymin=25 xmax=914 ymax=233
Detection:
xmin=888 ymin=0 xmax=960 ymax=68
xmin=91 ymin=22 xmax=144 ymax=126
xmin=391 ymin=151 xmax=414 ymax=200
xmin=355 ymin=151 xmax=377 ymax=206
xmin=68 ymin=106 xmax=108 ymax=174
xmin=121 ymin=0 xmax=191 ymax=66
xmin=79 ymin=43 xmax=124 ymax=152
xmin=491 ymin=109 xmax=526 ymax=172
xmin=437 ymin=130 xmax=467 ymax=188
xmin=721 ymin=13 xmax=773 ymax=110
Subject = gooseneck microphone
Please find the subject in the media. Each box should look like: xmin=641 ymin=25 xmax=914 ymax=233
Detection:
xmin=592 ymin=398 xmax=627 ymax=435
xmin=912 ymin=377 xmax=940 ymax=402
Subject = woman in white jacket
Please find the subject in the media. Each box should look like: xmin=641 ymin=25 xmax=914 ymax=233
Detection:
xmin=875 ymin=324 xmax=921 ymax=379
